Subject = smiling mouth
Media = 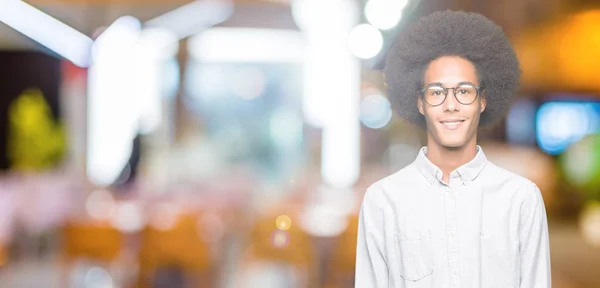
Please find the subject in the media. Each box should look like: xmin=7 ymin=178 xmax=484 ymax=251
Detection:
xmin=439 ymin=120 xmax=465 ymax=129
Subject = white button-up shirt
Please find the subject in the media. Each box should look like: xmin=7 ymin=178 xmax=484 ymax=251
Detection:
xmin=355 ymin=146 xmax=551 ymax=288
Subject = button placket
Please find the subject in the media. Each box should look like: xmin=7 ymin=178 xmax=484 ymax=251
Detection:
xmin=444 ymin=184 xmax=461 ymax=287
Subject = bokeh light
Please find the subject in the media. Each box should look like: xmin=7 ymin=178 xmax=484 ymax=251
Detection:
xmin=359 ymin=93 xmax=392 ymax=129
xmin=85 ymin=189 xmax=115 ymax=221
xmin=149 ymin=203 xmax=180 ymax=231
xmin=364 ymin=0 xmax=407 ymax=30
xmin=271 ymin=230 xmax=290 ymax=249
xmin=84 ymin=266 xmax=114 ymax=288
xmin=291 ymin=0 xmax=358 ymax=34
xmin=348 ymin=24 xmax=383 ymax=59
xmin=275 ymin=215 xmax=292 ymax=231
xmin=109 ymin=201 xmax=144 ymax=233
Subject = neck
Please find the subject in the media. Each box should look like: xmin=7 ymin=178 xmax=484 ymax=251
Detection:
xmin=425 ymin=139 xmax=478 ymax=183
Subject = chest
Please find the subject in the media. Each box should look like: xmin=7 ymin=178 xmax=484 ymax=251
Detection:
xmin=382 ymin=183 xmax=522 ymax=286
xmin=385 ymin=182 xmax=520 ymax=240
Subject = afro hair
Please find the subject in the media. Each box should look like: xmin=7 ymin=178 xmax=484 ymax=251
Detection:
xmin=383 ymin=10 xmax=521 ymax=128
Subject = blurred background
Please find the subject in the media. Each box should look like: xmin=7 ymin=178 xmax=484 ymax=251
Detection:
xmin=0 ymin=0 xmax=599 ymax=287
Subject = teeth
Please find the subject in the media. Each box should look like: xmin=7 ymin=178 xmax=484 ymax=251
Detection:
xmin=441 ymin=121 xmax=463 ymax=128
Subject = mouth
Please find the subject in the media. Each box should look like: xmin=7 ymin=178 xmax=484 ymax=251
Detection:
xmin=439 ymin=119 xmax=465 ymax=130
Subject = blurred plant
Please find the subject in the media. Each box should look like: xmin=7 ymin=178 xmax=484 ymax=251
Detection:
xmin=7 ymin=88 xmax=66 ymax=171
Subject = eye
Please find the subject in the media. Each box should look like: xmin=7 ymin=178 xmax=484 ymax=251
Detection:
xmin=425 ymin=88 xmax=444 ymax=96
xmin=457 ymin=85 xmax=476 ymax=95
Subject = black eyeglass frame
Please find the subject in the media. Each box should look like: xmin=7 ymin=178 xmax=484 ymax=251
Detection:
xmin=419 ymin=82 xmax=483 ymax=106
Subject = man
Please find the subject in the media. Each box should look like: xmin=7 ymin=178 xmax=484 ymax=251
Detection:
xmin=355 ymin=10 xmax=551 ymax=288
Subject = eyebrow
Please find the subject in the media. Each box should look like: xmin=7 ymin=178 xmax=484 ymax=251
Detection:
xmin=424 ymin=81 xmax=478 ymax=88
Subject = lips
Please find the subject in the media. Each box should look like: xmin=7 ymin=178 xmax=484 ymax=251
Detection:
xmin=439 ymin=119 xmax=465 ymax=130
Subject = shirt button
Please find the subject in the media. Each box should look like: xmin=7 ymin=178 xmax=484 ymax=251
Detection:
xmin=449 ymin=230 xmax=455 ymax=236
xmin=453 ymin=270 xmax=459 ymax=276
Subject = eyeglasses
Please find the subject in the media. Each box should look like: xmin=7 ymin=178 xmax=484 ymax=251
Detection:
xmin=420 ymin=83 xmax=482 ymax=106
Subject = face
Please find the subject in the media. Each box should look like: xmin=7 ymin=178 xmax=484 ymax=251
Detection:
xmin=417 ymin=56 xmax=486 ymax=150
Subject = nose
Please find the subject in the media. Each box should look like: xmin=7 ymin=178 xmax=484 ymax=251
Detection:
xmin=443 ymin=88 xmax=460 ymax=112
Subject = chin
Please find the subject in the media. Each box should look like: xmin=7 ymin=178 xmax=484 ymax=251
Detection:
xmin=439 ymin=138 xmax=468 ymax=149
xmin=441 ymin=143 xmax=466 ymax=150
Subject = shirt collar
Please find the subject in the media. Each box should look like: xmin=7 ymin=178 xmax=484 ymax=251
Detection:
xmin=414 ymin=145 xmax=487 ymax=185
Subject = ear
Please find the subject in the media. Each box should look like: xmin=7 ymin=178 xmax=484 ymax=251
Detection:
xmin=479 ymin=94 xmax=487 ymax=113
xmin=417 ymin=96 xmax=425 ymax=115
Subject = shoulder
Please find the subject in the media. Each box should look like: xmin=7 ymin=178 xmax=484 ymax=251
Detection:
xmin=484 ymin=160 xmax=543 ymax=208
xmin=485 ymin=160 xmax=537 ymax=188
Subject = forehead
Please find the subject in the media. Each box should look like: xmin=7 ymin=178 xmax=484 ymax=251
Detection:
xmin=423 ymin=56 xmax=478 ymax=86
